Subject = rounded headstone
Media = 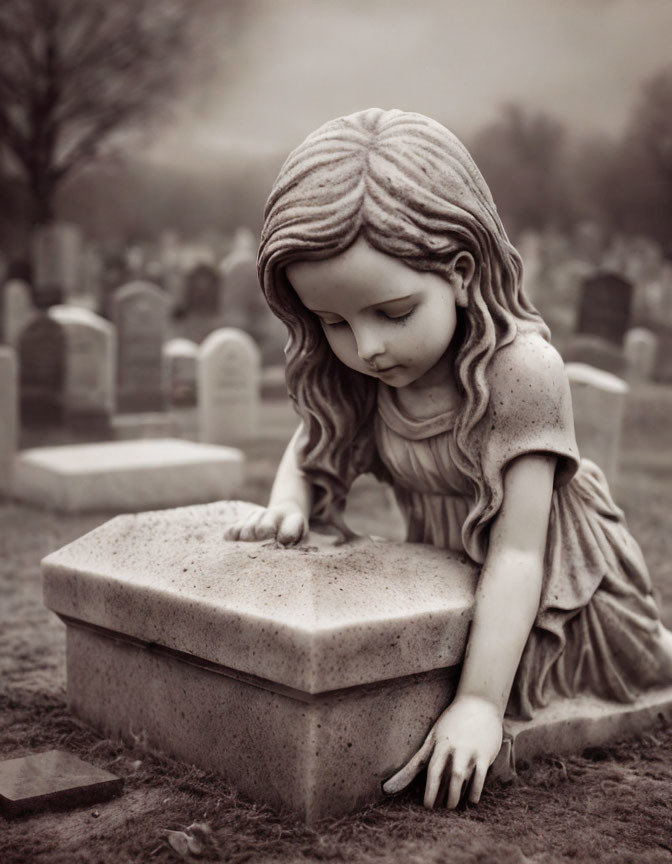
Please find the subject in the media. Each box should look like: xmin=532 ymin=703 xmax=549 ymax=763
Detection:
xmin=624 ymin=327 xmax=658 ymax=381
xmin=111 ymin=281 xmax=168 ymax=413
xmin=566 ymin=362 xmax=628 ymax=486
xmin=198 ymin=328 xmax=261 ymax=444
xmin=19 ymin=313 xmax=66 ymax=425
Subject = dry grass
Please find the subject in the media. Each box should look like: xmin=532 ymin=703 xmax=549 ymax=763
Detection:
xmin=2 ymin=383 xmax=672 ymax=863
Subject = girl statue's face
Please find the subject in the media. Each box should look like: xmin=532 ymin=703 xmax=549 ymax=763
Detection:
xmin=287 ymin=237 xmax=469 ymax=390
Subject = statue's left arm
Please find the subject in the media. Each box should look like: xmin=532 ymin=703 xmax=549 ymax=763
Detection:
xmin=384 ymin=451 xmax=556 ymax=808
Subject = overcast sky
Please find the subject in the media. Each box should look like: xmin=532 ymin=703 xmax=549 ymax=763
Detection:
xmin=149 ymin=0 xmax=672 ymax=164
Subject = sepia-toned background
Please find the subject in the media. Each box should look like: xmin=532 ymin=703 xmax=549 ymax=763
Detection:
xmin=2 ymin=3 xmax=672 ymax=862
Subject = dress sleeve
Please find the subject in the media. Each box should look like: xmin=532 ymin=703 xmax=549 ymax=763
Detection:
xmin=463 ymin=332 xmax=580 ymax=563
xmin=482 ymin=333 xmax=579 ymax=487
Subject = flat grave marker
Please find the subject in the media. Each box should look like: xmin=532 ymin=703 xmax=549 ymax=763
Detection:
xmin=13 ymin=438 xmax=244 ymax=512
xmin=0 ymin=750 xmax=122 ymax=817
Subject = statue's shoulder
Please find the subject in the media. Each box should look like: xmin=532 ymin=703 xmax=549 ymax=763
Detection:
xmin=487 ymin=328 xmax=567 ymax=403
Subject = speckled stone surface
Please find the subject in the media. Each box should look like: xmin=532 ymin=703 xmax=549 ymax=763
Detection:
xmin=43 ymin=501 xmax=478 ymax=691
xmin=0 ymin=749 xmax=123 ymax=817
xmin=65 ymin=624 xmax=457 ymax=822
xmin=13 ymin=439 xmax=245 ymax=512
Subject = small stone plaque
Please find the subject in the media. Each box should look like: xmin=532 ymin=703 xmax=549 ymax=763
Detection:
xmin=0 ymin=749 xmax=123 ymax=817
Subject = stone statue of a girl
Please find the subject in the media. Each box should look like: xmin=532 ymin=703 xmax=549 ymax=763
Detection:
xmin=226 ymin=108 xmax=672 ymax=809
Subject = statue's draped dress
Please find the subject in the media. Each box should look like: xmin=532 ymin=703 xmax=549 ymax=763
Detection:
xmin=374 ymin=329 xmax=672 ymax=719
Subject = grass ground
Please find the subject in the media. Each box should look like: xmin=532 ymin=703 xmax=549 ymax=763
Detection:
xmin=2 ymin=384 xmax=672 ymax=864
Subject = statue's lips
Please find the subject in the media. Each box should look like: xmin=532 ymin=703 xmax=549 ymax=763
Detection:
xmin=376 ymin=365 xmax=402 ymax=374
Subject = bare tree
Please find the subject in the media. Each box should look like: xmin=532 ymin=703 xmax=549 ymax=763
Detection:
xmin=0 ymin=0 xmax=208 ymax=226
xmin=617 ymin=67 xmax=672 ymax=252
xmin=468 ymin=105 xmax=574 ymax=235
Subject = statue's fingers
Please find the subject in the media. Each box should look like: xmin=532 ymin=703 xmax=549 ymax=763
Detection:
xmin=382 ymin=732 xmax=435 ymax=796
xmin=424 ymin=743 xmax=451 ymax=808
xmin=277 ymin=512 xmax=305 ymax=546
xmin=467 ymin=761 xmax=488 ymax=805
xmin=239 ymin=510 xmax=265 ymax=541
xmin=446 ymin=753 xmax=472 ymax=809
xmin=223 ymin=522 xmax=242 ymax=541
xmin=255 ymin=510 xmax=282 ymax=540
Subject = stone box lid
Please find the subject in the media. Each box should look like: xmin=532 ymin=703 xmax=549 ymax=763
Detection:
xmin=42 ymin=501 xmax=477 ymax=694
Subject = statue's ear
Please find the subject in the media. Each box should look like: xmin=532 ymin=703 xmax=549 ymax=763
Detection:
xmin=448 ymin=251 xmax=475 ymax=308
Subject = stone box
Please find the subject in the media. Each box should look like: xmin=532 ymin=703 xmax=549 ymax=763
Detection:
xmin=43 ymin=501 xmax=476 ymax=822
xmin=13 ymin=439 xmax=244 ymax=512
xmin=42 ymin=501 xmax=672 ymax=822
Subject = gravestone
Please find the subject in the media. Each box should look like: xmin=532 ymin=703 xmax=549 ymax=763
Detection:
xmin=0 ymin=346 xmax=18 ymax=495
xmin=576 ymin=271 xmax=633 ymax=345
xmin=566 ymin=363 xmax=628 ymax=487
xmin=111 ymin=282 xmax=168 ymax=413
xmin=32 ymin=222 xmax=82 ymax=307
xmin=198 ymin=328 xmax=261 ymax=444
xmin=2 ymin=279 xmax=35 ymax=348
xmin=624 ymin=327 xmax=658 ymax=381
xmin=100 ymin=255 xmax=129 ymax=320
xmin=163 ymin=338 xmax=198 ymax=406
xmin=48 ymin=306 xmax=115 ymax=428
xmin=79 ymin=245 xmax=104 ymax=313
xmin=564 ymin=271 xmax=634 ymax=375
xmin=19 ymin=313 xmax=66 ymax=426
xmin=650 ymin=324 xmax=672 ymax=383
xmin=41 ymin=500 xmax=672 ymax=823
xmin=163 ymin=268 xmax=186 ymax=314
xmin=185 ymin=264 xmax=220 ymax=315
xmin=220 ymin=236 xmax=286 ymax=364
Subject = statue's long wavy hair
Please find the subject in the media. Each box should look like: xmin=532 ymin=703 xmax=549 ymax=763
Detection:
xmin=258 ymin=108 xmax=549 ymax=538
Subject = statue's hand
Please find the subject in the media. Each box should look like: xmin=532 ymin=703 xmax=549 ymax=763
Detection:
xmin=382 ymin=695 xmax=502 ymax=809
xmin=224 ymin=503 xmax=307 ymax=546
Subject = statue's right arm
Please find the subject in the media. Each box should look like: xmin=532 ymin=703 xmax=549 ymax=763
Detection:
xmin=224 ymin=424 xmax=312 ymax=545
